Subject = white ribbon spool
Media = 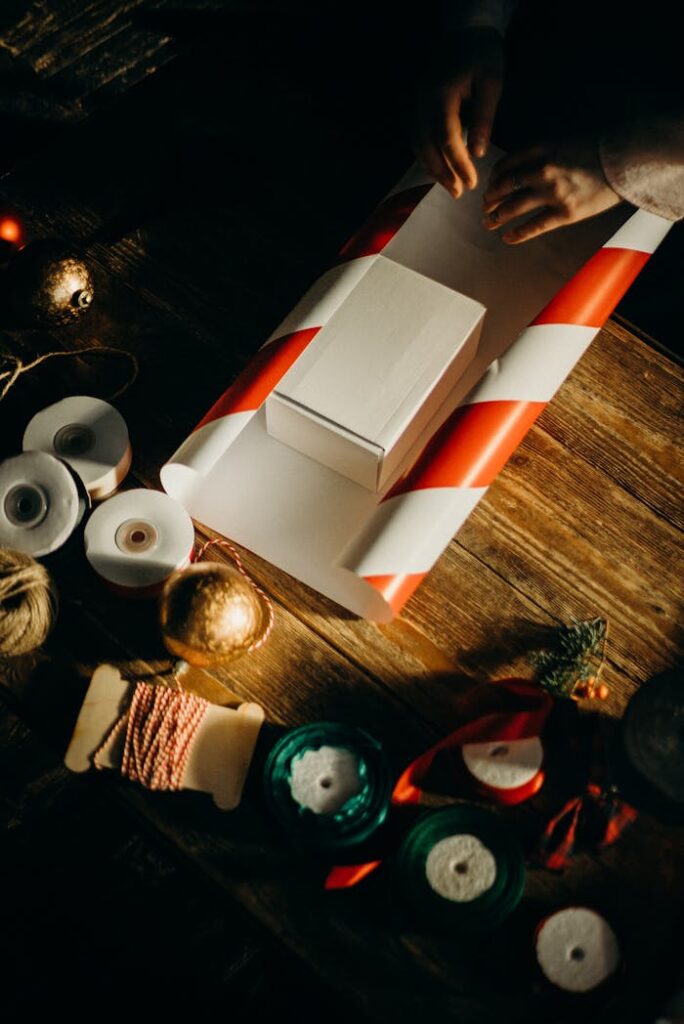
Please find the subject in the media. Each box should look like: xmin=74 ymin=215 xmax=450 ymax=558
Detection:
xmin=24 ymin=396 xmax=132 ymax=501
xmin=84 ymin=489 xmax=194 ymax=594
xmin=0 ymin=451 xmax=88 ymax=557
xmin=462 ymin=736 xmax=544 ymax=795
xmin=536 ymin=907 xmax=620 ymax=993
xmin=289 ymin=746 xmax=363 ymax=815
xmin=425 ymin=833 xmax=497 ymax=902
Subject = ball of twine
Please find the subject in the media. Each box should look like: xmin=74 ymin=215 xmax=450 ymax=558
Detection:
xmin=0 ymin=548 xmax=57 ymax=656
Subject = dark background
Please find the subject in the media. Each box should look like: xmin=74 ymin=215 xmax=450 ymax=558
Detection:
xmin=1 ymin=2 xmax=681 ymax=1019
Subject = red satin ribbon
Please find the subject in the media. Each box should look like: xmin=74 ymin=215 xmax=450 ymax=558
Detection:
xmin=538 ymin=782 xmax=637 ymax=871
xmin=325 ymin=678 xmax=552 ymax=889
xmin=393 ymin=678 xmax=552 ymax=805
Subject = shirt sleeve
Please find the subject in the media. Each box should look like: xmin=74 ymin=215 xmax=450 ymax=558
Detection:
xmin=599 ymin=110 xmax=684 ymax=222
xmin=442 ymin=1 xmax=516 ymax=36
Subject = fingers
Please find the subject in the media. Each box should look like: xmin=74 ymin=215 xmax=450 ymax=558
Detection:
xmin=488 ymin=145 xmax=547 ymax=188
xmin=468 ymin=76 xmax=502 ymax=159
xmin=500 ymin=209 xmax=570 ymax=244
xmin=419 ymin=138 xmax=464 ymax=198
xmin=442 ymin=87 xmax=478 ymax=191
xmin=482 ymin=189 xmax=550 ymax=230
xmin=482 ymin=166 xmax=550 ymax=212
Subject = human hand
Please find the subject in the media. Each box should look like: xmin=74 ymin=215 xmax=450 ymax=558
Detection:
xmin=412 ymin=27 xmax=504 ymax=198
xmin=481 ymin=140 xmax=623 ymax=243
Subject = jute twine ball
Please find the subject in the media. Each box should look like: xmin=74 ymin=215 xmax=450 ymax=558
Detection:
xmin=0 ymin=548 xmax=57 ymax=656
xmin=159 ymin=561 xmax=269 ymax=666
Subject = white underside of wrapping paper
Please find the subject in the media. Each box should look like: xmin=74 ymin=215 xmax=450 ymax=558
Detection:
xmin=162 ymin=149 xmax=630 ymax=621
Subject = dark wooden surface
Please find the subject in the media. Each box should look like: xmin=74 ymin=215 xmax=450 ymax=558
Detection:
xmin=1 ymin=9 xmax=683 ymax=1023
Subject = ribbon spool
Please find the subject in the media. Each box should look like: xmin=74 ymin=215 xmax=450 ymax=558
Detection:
xmin=461 ymin=736 xmax=545 ymax=805
xmin=393 ymin=679 xmax=552 ymax=806
xmin=0 ymin=451 xmax=89 ymax=557
xmin=620 ymin=668 xmax=684 ymax=812
xmin=23 ymin=395 xmax=132 ymax=501
xmin=84 ymin=489 xmax=194 ymax=597
xmin=535 ymin=906 xmax=621 ymax=995
xmin=394 ymin=805 xmax=525 ymax=933
xmin=263 ymin=722 xmax=392 ymax=852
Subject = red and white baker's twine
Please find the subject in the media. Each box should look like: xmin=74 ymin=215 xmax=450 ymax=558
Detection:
xmin=164 ymin=180 xmax=671 ymax=618
xmin=194 ymin=537 xmax=274 ymax=652
xmin=94 ymin=682 xmax=208 ymax=790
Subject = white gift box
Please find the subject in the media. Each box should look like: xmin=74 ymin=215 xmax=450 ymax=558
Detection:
xmin=265 ymin=254 xmax=484 ymax=491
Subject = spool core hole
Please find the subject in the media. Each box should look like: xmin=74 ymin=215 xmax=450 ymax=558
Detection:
xmin=115 ymin=519 xmax=158 ymax=555
xmin=318 ymin=777 xmax=332 ymax=789
xmin=453 ymin=861 xmax=469 ymax=875
xmin=490 ymin=744 xmax=509 ymax=758
xmin=570 ymin=946 xmax=585 ymax=962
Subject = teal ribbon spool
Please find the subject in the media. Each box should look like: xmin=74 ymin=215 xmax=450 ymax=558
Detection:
xmin=394 ymin=804 xmax=526 ymax=932
xmin=263 ymin=722 xmax=392 ymax=851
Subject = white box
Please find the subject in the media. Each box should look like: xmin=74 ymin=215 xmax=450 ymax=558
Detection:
xmin=265 ymin=255 xmax=484 ymax=491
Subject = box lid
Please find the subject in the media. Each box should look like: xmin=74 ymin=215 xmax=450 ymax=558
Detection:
xmin=266 ymin=254 xmax=485 ymax=489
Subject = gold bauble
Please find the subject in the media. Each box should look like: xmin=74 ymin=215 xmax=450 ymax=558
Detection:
xmin=159 ymin=562 xmax=269 ymax=666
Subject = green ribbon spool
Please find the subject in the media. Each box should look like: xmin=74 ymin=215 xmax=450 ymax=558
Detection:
xmin=263 ymin=722 xmax=392 ymax=852
xmin=394 ymin=804 xmax=526 ymax=933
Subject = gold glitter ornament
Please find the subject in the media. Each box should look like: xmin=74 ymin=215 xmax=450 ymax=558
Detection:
xmin=159 ymin=560 xmax=270 ymax=666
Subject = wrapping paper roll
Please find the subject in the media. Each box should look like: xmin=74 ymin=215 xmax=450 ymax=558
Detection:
xmin=0 ymin=451 xmax=88 ymax=557
xmin=24 ymin=395 xmax=132 ymax=500
xmin=84 ymin=489 xmax=194 ymax=596
xmin=161 ymin=155 xmax=670 ymax=621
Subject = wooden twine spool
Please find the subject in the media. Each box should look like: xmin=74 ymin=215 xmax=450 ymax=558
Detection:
xmin=0 ymin=548 xmax=57 ymax=656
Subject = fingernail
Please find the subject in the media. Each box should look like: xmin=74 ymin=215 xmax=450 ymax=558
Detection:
xmin=473 ymin=143 xmax=485 ymax=158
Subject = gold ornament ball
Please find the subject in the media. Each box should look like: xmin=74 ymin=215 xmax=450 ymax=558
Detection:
xmin=159 ymin=562 xmax=269 ymax=666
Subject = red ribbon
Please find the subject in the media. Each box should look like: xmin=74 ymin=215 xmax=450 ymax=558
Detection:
xmin=325 ymin=679 xmax=553 ymax=890
xmin=538 ymin=783 xmax=637 ymax=871
xmin=392 ymin=678 xmax=552 ymax=806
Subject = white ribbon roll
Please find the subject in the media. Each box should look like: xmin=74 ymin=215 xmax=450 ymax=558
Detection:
xmin=84 ymin=489 xmax=194 ymax=595
xmin=536 ymin=906 xmax=620 ymax=993
xmin=24 ymin=395 xmax=132 ymax=501
xmin=0 ymin=451 xmax=87 ymax=557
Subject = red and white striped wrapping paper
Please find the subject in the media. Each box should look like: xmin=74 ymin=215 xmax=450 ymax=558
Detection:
xmin=162 ymin=159 xmax=670 ymax=620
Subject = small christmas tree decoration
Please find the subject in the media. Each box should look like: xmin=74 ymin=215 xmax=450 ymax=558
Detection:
xmin=6 ymin=238 xmax=94 ymax=325
xmin=529 ymin=618 xmax=609 ymax=701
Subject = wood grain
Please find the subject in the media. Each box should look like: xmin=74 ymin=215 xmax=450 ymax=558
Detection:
xmin=1 ymin=19 xmax=683 ymax=1023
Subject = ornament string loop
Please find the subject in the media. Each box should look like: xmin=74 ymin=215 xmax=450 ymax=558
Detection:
xmin=194 ymin=538 xmax=275 ymax=653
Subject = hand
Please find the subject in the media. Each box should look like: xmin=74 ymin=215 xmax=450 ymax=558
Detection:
xmin=481 ymin=140 xmax=623 ymax=243
xmin=412 ymin=27 xmax=504 ymax=198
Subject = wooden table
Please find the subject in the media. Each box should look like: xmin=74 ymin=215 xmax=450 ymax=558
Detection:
xmin=1 ymin=31 xmax=683 ymax=1024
